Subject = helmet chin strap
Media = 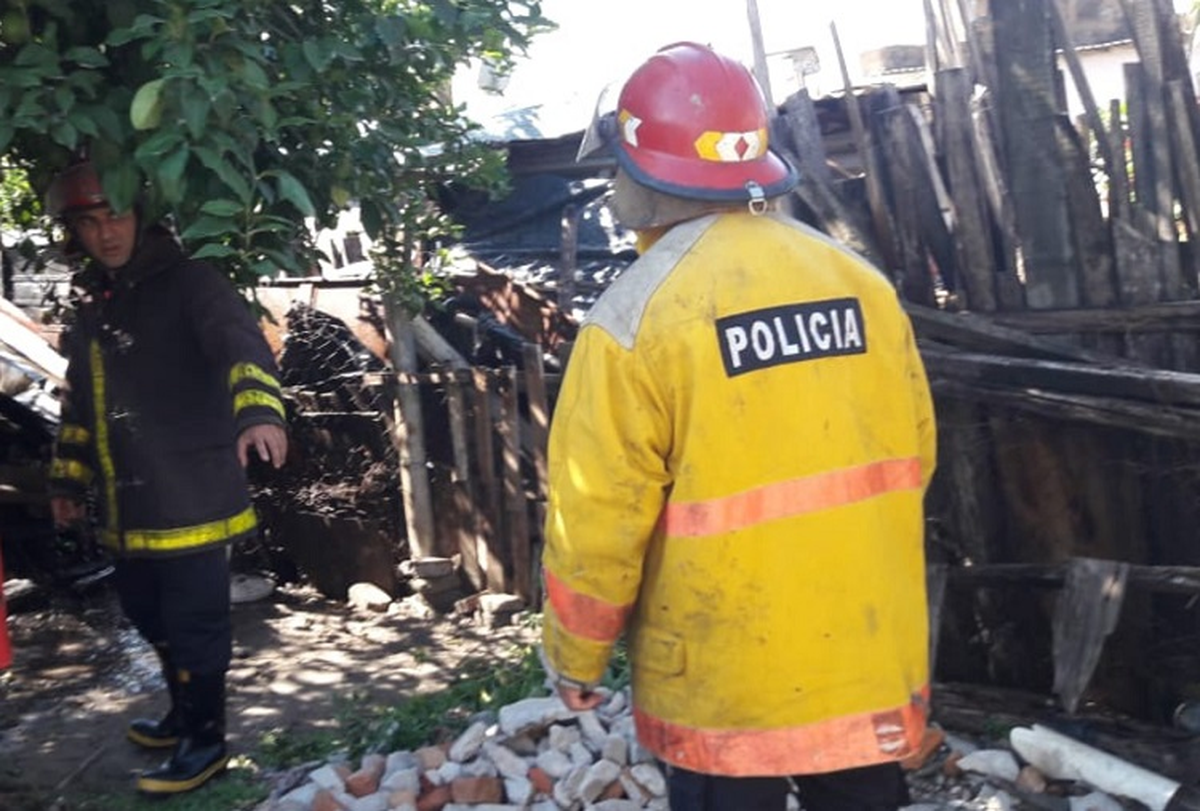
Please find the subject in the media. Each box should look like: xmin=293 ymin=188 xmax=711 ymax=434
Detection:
xmin=746 ymin=182 xmax=768 ymax=216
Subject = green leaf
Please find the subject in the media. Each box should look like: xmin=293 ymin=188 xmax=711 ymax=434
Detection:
xmin=360 ymin=199 xmax=384 ymax=240
xmin=302 ymin=40 xmax=330 ymax=72
xmin=191 ymin=242 xmax=237 ymax=260
xmin=63 ymin=46 xmax=109 ymax=68
xmin=158 ymin=144 xmax=189 ymax=183
xmin=181 ymin=214 xmax=236 ymax=240
xmin=51 ymin=120 xmax=78 ymax=150
xmin=261 ymin=247 xmax=302 ymax=274
xmin=269 ymin=170 xmax=314 ymax=217
xmin=67 ymin=109 xmax=100 ymax=138
xmin=135 ymin=129 xmax=183 ymax=159
xmin=200 ymin=199 xmax=243 ymax=217
xmin=182 ymin=90 xmax=210 ymax=140
xmin=240 ymin=59 xmax=269 ymax=90
xmin=14 ymin=43 xmax=57 ymax=70
xmin=194 ymin=146 xmax=253 ymax=204
xmin=53 ymin=85 xmax=74 ymax=114
xmin=87 ymin=104 xmax=124 ymax=140
xmin=101 ymin=163 xmax=141 ymax=214
xmin=130 ymin=78 xmax=166 ymax=130
xmin=105 ymin=27 xmax=140 ymax=46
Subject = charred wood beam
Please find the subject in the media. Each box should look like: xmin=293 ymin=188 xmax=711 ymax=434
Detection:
xmin=929 ymin=378 xmax=1200 ymax=442
xmin=906 ymin=303 xmax=1122 ymax=363
xmin=922 ymin=347 xmax=1200 ymax=407
xmin=940 ymin=562 xmax=1200 ymax=595
xmin=986 ymin=300 xmax=1200 ymax=335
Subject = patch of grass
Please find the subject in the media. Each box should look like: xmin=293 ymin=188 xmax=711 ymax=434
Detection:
xmin=73 ymin=758 xmax=267 ymax=811
xmin=362 ymin=640 xmax=551 ymax=754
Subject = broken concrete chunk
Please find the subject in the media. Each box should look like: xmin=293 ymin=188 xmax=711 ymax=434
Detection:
xmin=957 ymin=749 xmax=1021 ymax=782
xmin=448 ymin=720 xmax=489 ymax=762
xmin=497 ymin=696 xmax=574 ymax=737
xmin=400 ymin=556 xmax=458 ymax=579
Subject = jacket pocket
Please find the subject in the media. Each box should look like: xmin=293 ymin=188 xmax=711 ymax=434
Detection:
xmin=632 ymin=626 xmax=686 ymax=677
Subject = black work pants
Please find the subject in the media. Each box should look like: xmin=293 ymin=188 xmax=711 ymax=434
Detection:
xmin=668 ymin=762 xmax=909 ymax=811
xmin=113 ymin=545 xmax=232 ymax=675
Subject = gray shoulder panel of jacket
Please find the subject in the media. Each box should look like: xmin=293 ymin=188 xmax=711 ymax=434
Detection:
xmin=584 ymin=214 xmax=720 ymax=350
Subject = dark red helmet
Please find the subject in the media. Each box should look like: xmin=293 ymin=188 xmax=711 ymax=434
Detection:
xmin=580 ymin=42 xmax=798 ymax=202
xmin=45 ymin=160 xmax=108 ymax=219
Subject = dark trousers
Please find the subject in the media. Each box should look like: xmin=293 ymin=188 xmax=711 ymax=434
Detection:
xmin=113 ymin=546 xmax=232 ymax=675
xmin=668 ymin=762 xmax=910 ymax=811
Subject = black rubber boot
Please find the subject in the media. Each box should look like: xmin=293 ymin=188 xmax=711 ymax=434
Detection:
xmin=127 ymin=645 xmax=182 ymax=749
xmin=136 ymin=670 xmax=229 ymax=794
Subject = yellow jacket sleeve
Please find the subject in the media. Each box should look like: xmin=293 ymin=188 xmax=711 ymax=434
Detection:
xmin=541 ymin=324 xmax=672 ymax=685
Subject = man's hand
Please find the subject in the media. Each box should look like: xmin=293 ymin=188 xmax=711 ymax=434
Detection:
xmin=51 ymin=496 xmax=86 ymax=528
xmin=555 ymin=683 xmax=606 ymax=712
xmin=237 ymin=424 xmax=288 ymax=469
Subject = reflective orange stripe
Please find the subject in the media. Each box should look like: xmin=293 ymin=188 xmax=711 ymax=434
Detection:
xmin=663 ymin=457 xmax=922 ymax=539
xmin=544 ymin=568 xmax=632 ymax=644
xmin=634 ymin=688 xmax=929 ymax=776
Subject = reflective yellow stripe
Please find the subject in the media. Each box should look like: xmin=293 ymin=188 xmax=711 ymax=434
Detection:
xmin=90 ymin=340 xmax=120 ymax=539
xmin=233 ymin=389 xmax=285 ymax=420
xmin=50 ymin=457 xmax=93 ymax=485
xmin=101 ymin=505 xmax=258 ymax=554
xmin=229 ymin=362 xmax=280 ymax=392
xmin=58 ymin=424 xmax=91 ymax=445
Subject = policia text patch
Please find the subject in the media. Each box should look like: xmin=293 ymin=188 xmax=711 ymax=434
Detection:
xmin=716 ymin=297 xmax=867 ymax=377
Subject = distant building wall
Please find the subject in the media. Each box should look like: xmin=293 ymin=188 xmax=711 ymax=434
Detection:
xmin=1058 ymin=41 xmax=1137 ymax=119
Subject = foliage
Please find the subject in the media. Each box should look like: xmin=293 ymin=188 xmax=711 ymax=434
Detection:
xmin=0 ymin=157 xmax=39 ymax=235
xmin=0 ymin=0 xmax=550 ymax=291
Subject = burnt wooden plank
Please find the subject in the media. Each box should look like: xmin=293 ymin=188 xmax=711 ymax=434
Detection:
xmin=385 ymin=304 xmax=437 ymax=558
xmin=1048 ymin=0 xmax=1114 ymax=178
xmin=931 ymin=378 xmax=1200 ymax=442
xmin=522 ymin=342 xmax=549 ymax=609
xmin=879 ymin=105 xmax=936 ymax=306
xmin=922 ymin=348 xmax=1200 ymax=408
xmin=1056 ymin=116 xmax=1119 ymax=309
xmin=987 ymin=300 xmax=1200 ymax=334
xmin=943 ymin=561 xmax=1200 ymax=594
xmin=472 ymin=368 xmax=506 ymax=593
xmin=906 ymin=303 xmax=1118 ymax=363
xmin=970 ymin=81 xmax=1026 ymax=309
xmin=498 ymin=366 xmax=532 ymax=604
xmin=992 ymin=0 xmax=1079 ymax=308
xmin=937 ymin=67 xmax=998 ymax=311
xmin=1107 ymin=99 xmax=1132 ymax=221
xmin=1052 ymin=558 xmax=1129 ymax=713
xmin=831 ymin=21 xmax=900 ymax=272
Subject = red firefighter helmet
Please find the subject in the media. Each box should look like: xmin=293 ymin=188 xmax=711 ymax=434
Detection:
xmin=579 ymin=42 xmax=798 ymax=202
xmin=44 ymin=160 xmax=108 ymax=219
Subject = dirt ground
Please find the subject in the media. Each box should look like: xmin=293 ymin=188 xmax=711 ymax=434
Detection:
xmin=0 ymin=578 xmax=536 ymax=810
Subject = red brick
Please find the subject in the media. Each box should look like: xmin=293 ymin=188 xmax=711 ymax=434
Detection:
xmin=345 ymin=766 xmax=382 ymax=797
xmin=389 ymin=788 xmax=419 ymax=807
xmin=450 ymin=775 xmax=504 ymax=804
xmin=416 ymin=784 xmax=452 ymax=811
xmin=600 ymin=778 xmax=625 ymax=800
xmin=415 ymin=745 xmax=447 ymax=771
xmin=527 ymin=766 xmax=554 ymax=795
xmin=312 ymin=789 xmax=348 ymax=811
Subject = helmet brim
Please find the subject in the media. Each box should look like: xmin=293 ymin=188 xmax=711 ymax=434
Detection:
xmin=612 ymin=141 xmax=800 ymax=202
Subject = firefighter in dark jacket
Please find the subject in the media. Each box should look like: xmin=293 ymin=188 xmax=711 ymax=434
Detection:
xmin=46 ymin=159 xmax=288 ymax=795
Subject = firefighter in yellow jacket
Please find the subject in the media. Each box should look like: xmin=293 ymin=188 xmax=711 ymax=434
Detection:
xmin=540 ymin=42 xmax=937 ymax=810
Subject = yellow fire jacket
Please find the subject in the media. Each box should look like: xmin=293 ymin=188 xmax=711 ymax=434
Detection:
xmin=542 ymin=211 xmax=936 ymax=777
